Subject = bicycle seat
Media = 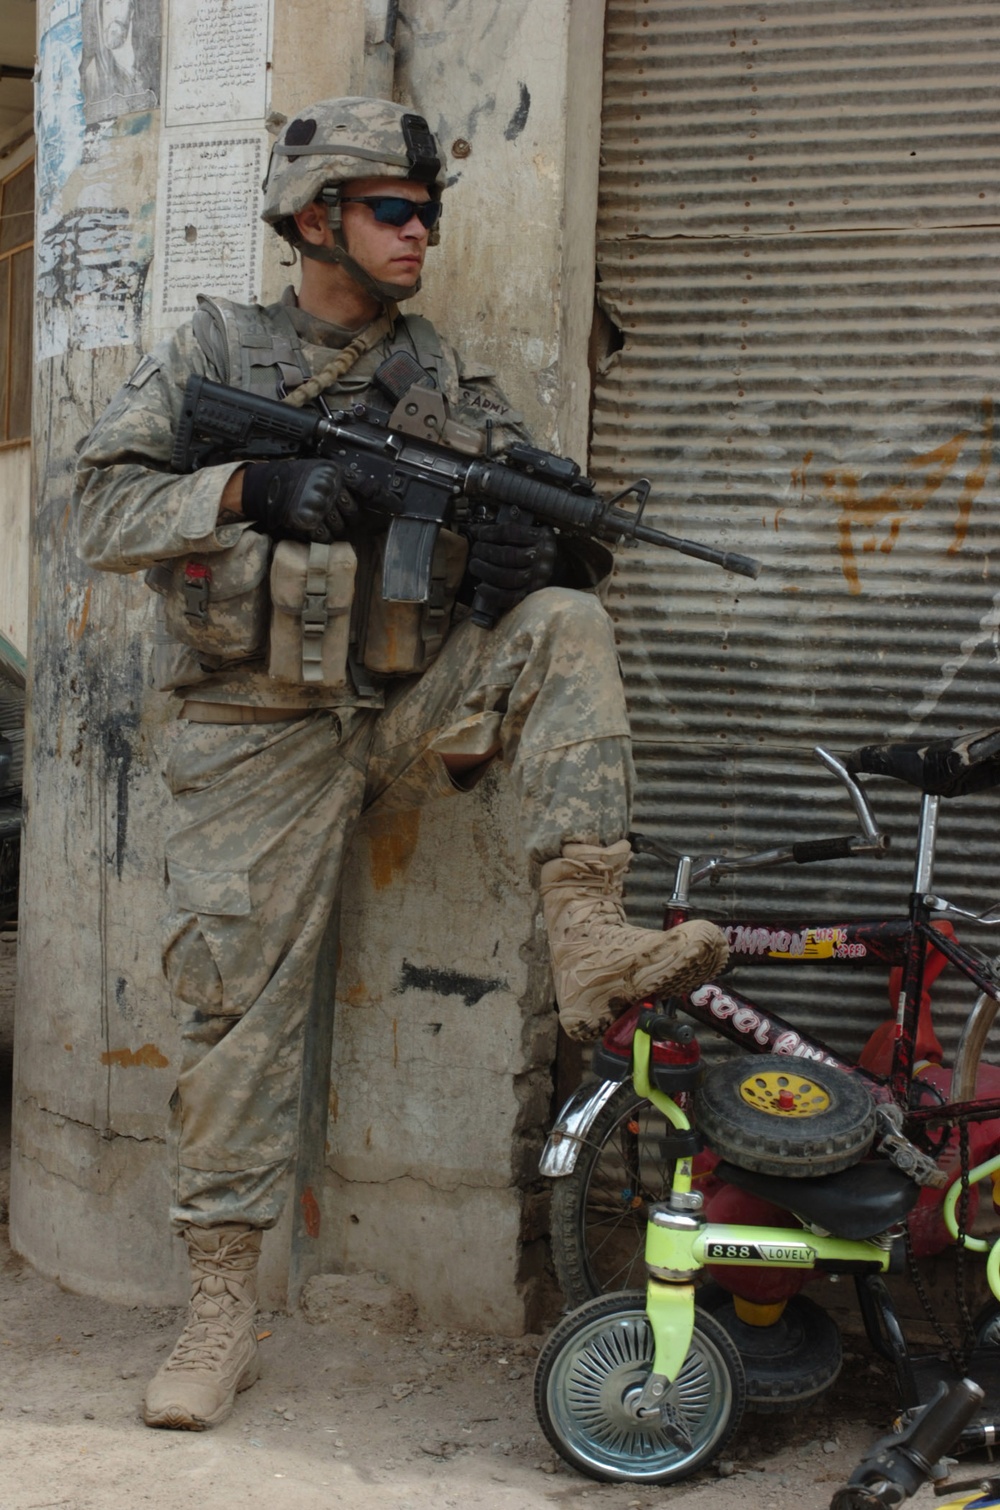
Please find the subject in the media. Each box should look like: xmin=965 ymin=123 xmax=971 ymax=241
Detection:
xmin=713 ymin=1157 xmax=920 ymax=1241
xmin=844 ymin=728 xmax=1000 ymax=799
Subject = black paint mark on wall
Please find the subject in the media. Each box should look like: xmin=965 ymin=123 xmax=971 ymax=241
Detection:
xmin=36 ymin=208 xmax=149 ymax=346
xmin=504 ymin=83 xmax=531 ymax=141
xmin=103 ymin=712 xmax=139 ymax=878
xmin=397 ymin=960 xmax=507 ymax=1008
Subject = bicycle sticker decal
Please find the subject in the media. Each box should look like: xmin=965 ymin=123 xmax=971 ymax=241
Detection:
xmin=704 ymin=1241 xmax=814 ymax=1265
xmin=688 ymin=983 xmax=842 ymax=1065
xmin=722 ymin=924 xmax=868 ymax=960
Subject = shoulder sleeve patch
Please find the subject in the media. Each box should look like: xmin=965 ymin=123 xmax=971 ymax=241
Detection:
xmin=125 ymin=354 xmax=162 ymax=390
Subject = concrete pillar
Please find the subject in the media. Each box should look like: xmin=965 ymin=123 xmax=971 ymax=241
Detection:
xmin=12 ymin=0 xmax=606 ymax=1330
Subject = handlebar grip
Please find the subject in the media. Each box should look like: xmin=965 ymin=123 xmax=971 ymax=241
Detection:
xmin=638 ymin=1008 xmax=694 ymax=1043
xmin=903 ymin=1378 xmax=983 ymax=1468
xmin=791 ymin=836 xmax=858 ymax=864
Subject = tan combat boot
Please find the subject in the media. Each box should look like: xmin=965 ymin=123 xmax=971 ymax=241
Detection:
xmin=143 ymin=1223 xmax=262 ymax=1430
xmin=540 ymin=839 xmax=729 ymax=1042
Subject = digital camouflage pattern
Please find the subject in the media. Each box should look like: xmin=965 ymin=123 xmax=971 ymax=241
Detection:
xmin=76 ymin=290 xmax=533 ymax=706
xmin=260 ymin=97 xmax=448 ymax=224
xmin=161 ymin=588 xmax=632 ymax=1227
xmin=75 ymin=296 xmax=635 ymax=1229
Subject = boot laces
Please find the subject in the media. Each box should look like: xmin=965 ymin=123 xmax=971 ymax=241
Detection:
xmin=163 ymin=1235 xmax=257 ymax=1374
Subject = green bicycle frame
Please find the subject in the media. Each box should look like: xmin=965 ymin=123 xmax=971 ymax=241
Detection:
xmin=631 ymin=1028 xmax=895 ymax=1386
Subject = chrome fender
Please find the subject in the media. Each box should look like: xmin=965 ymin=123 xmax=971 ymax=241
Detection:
xmin=539 ymin=1077 xmax=625 ymax=1178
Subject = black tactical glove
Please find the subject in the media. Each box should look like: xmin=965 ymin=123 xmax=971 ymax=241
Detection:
xmin=465 ymin=516 xmax=559 ymax=619
xmin=240 ymin=458 xmax=354 ymax=544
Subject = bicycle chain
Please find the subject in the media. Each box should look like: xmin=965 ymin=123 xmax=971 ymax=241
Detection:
xmin=903 ymin=1120 xmax=977 ymax=1375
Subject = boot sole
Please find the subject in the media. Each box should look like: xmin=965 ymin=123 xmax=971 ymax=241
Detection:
xmin=143 ymin=1354 xmax=261 ymax=1431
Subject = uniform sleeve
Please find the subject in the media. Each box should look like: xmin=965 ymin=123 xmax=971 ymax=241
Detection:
xmin=74 ymin=321 xmax=247 ymax=575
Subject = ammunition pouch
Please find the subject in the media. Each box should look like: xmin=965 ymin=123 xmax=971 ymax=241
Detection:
xmin=147 ymin=523 xmax=466 ymax=695
xmin=268 ymin=539 xmax=356 ymax=689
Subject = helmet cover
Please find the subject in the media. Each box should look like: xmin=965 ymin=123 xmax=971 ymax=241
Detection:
xmin=262 ymin=96 xmax=445 ymax=224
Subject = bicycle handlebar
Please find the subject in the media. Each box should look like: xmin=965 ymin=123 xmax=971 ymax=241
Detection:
xmin=792 ymin=835 xmax=888 ymax=865
xmin=829 ymin=1378 xmax=984 ymax=1510
xmin=629 ymin=743 xmax=890 ymax=897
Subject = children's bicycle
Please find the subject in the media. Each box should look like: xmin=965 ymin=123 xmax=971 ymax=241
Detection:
xmin=535 ymin=728 xmax=1000 ymax=1477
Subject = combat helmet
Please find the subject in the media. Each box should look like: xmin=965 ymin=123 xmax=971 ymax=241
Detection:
xmin=261 ymin=96 xmax=445 ymax=304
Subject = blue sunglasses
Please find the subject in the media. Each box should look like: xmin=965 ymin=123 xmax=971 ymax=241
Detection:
xmin=340 ymin=195 xmax=442 ymax=230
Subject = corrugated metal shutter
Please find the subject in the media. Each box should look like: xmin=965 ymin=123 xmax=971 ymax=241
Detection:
xmin=595 ymin=0 xmax=1000 ymax=1060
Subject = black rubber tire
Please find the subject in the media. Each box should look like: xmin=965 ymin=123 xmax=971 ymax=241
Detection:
xmin=550 ymin=1083 xmax=675 ymax=1309
xmin=694 ymin=1055 xmax=876 ymax=1177
xmin=534 ymin=1291 xmax=746 ymax=1484
xmin=973 ymin=1300 xmax=1000 ymax=1348
xmin=698 ymin=1289 xmax=843 ymax=1413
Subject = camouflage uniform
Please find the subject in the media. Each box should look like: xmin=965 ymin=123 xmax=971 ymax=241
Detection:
xmin=75 ymin=293 xmax=634 ymax=1229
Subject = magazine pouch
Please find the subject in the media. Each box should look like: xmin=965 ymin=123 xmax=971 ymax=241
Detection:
xmin=268 ymin=539 xmax=357 ymax=688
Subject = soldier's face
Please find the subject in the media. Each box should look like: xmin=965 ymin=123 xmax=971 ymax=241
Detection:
xmin=338 ymin=176 xmax=431 ymax=290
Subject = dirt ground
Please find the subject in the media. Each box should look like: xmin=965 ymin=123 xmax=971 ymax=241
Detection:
xmin=0 ymin=928 xmax=982 ymax=1510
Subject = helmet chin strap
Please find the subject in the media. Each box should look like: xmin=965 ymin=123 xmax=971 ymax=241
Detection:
xmin=298 ymin=238 xmax=421 ymax=304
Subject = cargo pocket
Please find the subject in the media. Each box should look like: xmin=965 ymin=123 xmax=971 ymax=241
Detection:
xmin=164 ymin=858 xmax=267 ymax=1015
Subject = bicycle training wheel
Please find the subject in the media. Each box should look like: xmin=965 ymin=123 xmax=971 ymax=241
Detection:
xmin=550 ymin=1083 xmax=676 ymax=1308
xmin=534 ymin=1292 xmax=746 ymax=1484
xmin=694 ymin=1055 xmax=876 ymax=1177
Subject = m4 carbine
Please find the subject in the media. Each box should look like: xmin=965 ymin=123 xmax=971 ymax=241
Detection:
xmin=171 ymin=356 xmax=761 ymax=628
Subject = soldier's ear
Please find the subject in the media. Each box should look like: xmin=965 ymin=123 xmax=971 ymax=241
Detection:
xmin=293 ymin=200 xmax=330 ymax=246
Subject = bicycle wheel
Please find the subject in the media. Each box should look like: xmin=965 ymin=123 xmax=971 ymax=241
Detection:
xmin=550 ymin=1083 xmax=675 ymax=1308
xmin=534 ymin=1292 xmax=746 ymax=1484
xmin=695 ymin=1055 xmax=876 ymax=1177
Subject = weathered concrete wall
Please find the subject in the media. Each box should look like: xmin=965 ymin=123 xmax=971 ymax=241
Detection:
xmin=325 ymin=1 xmax=607 ymax=1332
xmin=0 ymin=129 xmax=33 ymax=658
xmin=11 ymin=0 xmax=605 ymax=1329
xmin=0 ymin=441 xmax=30 ymax=656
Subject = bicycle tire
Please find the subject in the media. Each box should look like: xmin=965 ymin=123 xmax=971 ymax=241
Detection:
xmin=534 ymin=1291 xmax=746 ymax=1484
xmin=550 ymin=1082 xmax=675 ymax=1309
xmin=695 ymin=1056 xmax=875 ymax=1177
xmin=699 ymin=1287 xmax=843 ymax=1412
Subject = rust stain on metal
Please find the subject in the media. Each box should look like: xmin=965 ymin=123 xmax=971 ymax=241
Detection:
xmin=367 ymin=809 xmax=420 ymax=891
xmin=791 ymin=453 xmax=813 ymax=501
xmin=823 ymin=403 xmax=992 ymax=594
xmin=299 ymin=1185 xmax=321 ymax=1240
xmin=100 ymin=1043 xmax=169 ymax=1068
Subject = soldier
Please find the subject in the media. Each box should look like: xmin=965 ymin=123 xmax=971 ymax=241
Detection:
xmin=74 ymin=97 xmax=728 ymax=1431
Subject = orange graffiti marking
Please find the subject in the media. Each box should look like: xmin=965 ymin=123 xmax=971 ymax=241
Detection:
xmin=820 ymin=400 xmax=993 ymax=595
xmin=100 ymin=1043 xmax=169 ymax=1069
xmin=950 ymin=397 xmax=993 ymax=554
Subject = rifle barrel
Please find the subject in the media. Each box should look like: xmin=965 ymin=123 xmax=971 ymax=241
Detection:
xmin=631 ymin=521 xmax=761 ymax=579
